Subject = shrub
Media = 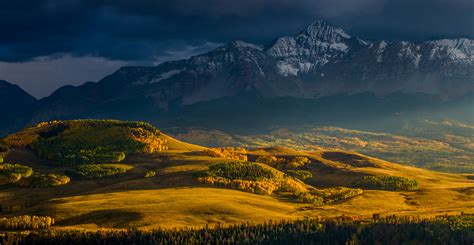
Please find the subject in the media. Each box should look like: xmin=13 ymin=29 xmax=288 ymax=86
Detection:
xmin=204 ymin=147 xmax=248 ymax=161
xmin=17 ymin=173 xmax=70 ymax=188
xmin=65 ymin=164 xmax=133 ymax=180
xmin=0 ymin=141 xmax=9 ymax=153
xmin=144 ymin=170 xmax=156 ymax=178
xmin=287 ymin=170 xmax=313 ymax=180
xmin=287 ymin=157 xmax=311 ymax=168
xmin=0 ymin=215 xmax=54 ymax=230
xmin=352 ymin=175 xmax=419 ymax=191
xmin=255 ymin=155 xmax=285 ymax=165
xmin=0 ymin=163 xmax=33 ymax=186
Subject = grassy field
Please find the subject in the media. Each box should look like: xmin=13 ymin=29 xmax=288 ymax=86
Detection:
xmin=0 ymin=120 xmax=472 ymax=230
xmin=0 ymin=146 xmax=472 ymax=229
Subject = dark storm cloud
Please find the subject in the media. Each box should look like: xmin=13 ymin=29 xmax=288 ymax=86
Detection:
xmin=0 ymin=0 xmax=472 ymax=98
xmin=1 ymin=0 xmax=472 ymax=63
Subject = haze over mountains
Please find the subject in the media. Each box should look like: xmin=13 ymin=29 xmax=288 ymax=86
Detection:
xmin=2 ymin=20 xmax=474 ymax=134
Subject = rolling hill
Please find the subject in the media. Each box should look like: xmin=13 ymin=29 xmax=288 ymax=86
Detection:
xmin=0 ymin=119 xmax=472 ymax=231
xmin=165 ymin=119 xmax=474 ymax=173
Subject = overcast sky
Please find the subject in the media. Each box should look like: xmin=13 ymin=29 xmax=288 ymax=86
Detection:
xmin=1 ymin=0 xmax=473 ymax=98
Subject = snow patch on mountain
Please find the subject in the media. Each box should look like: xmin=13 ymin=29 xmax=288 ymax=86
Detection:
xmin=376 ymin=41 xmax=387 ymax=62
xmin=151 ymin=69 xmax=185 ymax=83
xmin=133 ymin=69 xmax=185 ymax=85
xmin=277 ymin=62 xmax=298 ymax=76
xmin=330 ymin=42 xmax=349 ymax=52
xmin=277 ymin=60 xmax=314 ymax=77
xmin=231 ymin=40 xmax=264 ymax=50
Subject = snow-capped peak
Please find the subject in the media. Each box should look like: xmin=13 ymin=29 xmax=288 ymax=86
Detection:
xmin=302 ymin=20 xmax=351 ymax=43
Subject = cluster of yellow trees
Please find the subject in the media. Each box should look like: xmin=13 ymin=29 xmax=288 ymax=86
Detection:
xmin=0 ymin=215 xmax=54 ymax=230
xmin=294 ymin=187 xmax=363 ymax=205
xmin=256 ymin=155 xmax=311 ymax=168
xmin=198 ymin=161 xmax=309 ymax=196
xmin=198 ymin=176 xmax=279 ymax=195
xmin=144 ymin=170 xmax=156 ymax=178
xmin=130 ymin=127 xmax=168 ymax=152
xmin=199 ymin=175 xmax=312 ymax=196
xmin=204 ymin=147 xmax=248 ymax=161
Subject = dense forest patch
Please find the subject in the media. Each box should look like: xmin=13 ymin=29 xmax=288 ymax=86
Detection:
xmin=65 ymin=164 xmax=133 ymax=180
xmin=3 ymin=120 xmax=168 ymax=165
xmin=206 ymin=162 xmax=275 ymax=181
xmin=17 ymin=173 xmax=70 ymax=188
xmin=1 ymin=214 xmax=471 ymax=244
xmin=0 ymin=163 xmax=33 ymax=186
xmin=352 ymin=175 xmax=419 ymax=191
xmin=294 ymin=187 xmax=363 ymax=205
xmin=198 ymin=162 xmax=308 ymax=195
xmin=198 ymin=162 xmax=363 ymax=203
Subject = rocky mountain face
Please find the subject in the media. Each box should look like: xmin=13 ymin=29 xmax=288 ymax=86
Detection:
xmin=2 ymin=20 xmax=473 ymax=133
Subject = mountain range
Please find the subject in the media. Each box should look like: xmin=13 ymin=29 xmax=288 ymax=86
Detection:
xmin=2 ymin=20 xmax=473 ymax=134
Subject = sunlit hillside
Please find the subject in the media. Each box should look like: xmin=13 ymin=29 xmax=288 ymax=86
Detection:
xmin=0 ymin=120 xmax=472 ymax=232
xmin=166 ymin=120 xmax=474 ymax=173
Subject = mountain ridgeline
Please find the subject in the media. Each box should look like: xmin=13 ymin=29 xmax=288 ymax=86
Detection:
xmin=2 ymin=20 xmax=474 ymax=134
xmin=0 ymin=80 xmax=37 ymax=136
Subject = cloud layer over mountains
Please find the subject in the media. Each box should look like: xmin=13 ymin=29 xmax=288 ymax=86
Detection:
xmin=0 ymin=0 xmax=472 ymax=97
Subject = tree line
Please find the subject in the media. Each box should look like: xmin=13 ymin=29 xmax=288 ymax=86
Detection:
xmin=0 ymin=214 xmax=471 ymax=244
xmin=352 ymin=175 xmax=419 ymax=191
